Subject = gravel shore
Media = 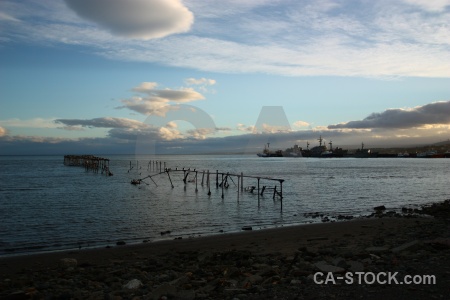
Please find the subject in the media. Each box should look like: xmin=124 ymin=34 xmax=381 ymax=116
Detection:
xmin=1 ymin=200 xmax=449 ymax=299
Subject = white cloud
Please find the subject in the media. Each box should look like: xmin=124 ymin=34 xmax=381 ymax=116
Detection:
xmin=186 ymin=127 xmax=216 ymax=139
xmin=64 ymin=0 xmax=194 ymax=40
xmin=293 ymin=121 xmax=310 ymax=128
xmin=119 ymin=97 xmax=173 ymax=116
xmin=236 ymin=123 xmax=255 ymax=132
xmin=165 ymin=121 xmax=178 ymax=129
xmin=131 ymin=82 xmax=204 ymax=102
xmin=401 ymin=0 xmax=450 ymax=12
xmin=2 ymin=0 xmax=450 ymax=77
xmin=185 ymin=77 xmax=216 ymax=85
xmin=119 ymin=82 xmax=206 ymax=116
xmin=158 ymin=126 xmax=182 ymax=140
xmin=132 ymin=82 xmax=159 ymax=93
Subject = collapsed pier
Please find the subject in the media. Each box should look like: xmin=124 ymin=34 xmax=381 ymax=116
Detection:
xmin=131 ymin=160 xmax=285 ymax=211
xmin=64 ymin=155 xmax=112 ymax=176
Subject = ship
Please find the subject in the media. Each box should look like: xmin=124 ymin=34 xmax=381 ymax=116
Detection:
xmin=301 ymin=136 xmax=348 ymax=157
xmin=257 ymin=143 xmax=283 ymax=157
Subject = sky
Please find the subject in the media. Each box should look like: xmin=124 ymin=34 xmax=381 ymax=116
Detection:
xmin=1 ymin=0 xmax=450 ymax=155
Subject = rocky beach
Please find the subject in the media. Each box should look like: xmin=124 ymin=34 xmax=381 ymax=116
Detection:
xmin=1 ymin=200 xmax=449 ymax=300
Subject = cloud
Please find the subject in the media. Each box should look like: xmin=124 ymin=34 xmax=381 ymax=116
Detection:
xmin=0 ymin=126 xmax=7 ymax=137
xmin=328 ymin=101 xmax=450 ymax=129
xmin=119 ymin=96 xmax=173 ymax=117
xmin=186 ymin=128 xmax=216 ymax=140
xmin=119 ymin=82 xmax=206 ymax=116
xmin=132 ymin=82 xmax=159 ymax=92
xmin=258 ymin=123 xmax=291 ymax=134
xmin=401 ymin=0 xmax=450 ymax=12
xmin=132 ymin=82 xmax=205 ymax=102
xmin=158 ymin=126 xmax=182 ymax=140
xmin=3 ymin=1 xmax=450 ymax=77
xmin=0 ymin=11 xmax=19 ymax=22
xmin=185 ymin=78 xmax=216 ymax=86
xmin=55 ymin=117 xmax=149 ymax=129
xmin=236 ymin=123 xmax=255 ymax=132
xmin=64 ymin=0 xmax=193 ymax=40
xmin=0 ymin=118 xmax=58 ymax=128
xmin=293 ymin=121 xmax=310 ymax=128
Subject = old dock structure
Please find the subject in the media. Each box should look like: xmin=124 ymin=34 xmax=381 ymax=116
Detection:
xmin=131 ymin=160 xmax=285 ymax=211
xmin=64 ymin=155 xmax=112 ymax=176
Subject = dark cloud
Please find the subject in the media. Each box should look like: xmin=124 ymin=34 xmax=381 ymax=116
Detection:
xmin=64 ymin=0 xmax=193 ymax=39
xmin=328 ymin=101 xmax=450 ymax=129
xmin=55 ymin=117 xmax=149 ymax=129
xmin=108 ymin=127 xmax=160 ymax=140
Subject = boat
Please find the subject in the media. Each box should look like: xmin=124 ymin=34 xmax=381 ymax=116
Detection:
xmin=417 ymin=150 xmax=438 ymax=158
xmin=257 ymin=143 xmax=283 ymax=157
xmin=301 ymin=136 xmax=348 ymax=158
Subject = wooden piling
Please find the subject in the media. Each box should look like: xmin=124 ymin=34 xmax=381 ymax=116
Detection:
xmin=129 ymin=163 xmax=285 ymax=210
xmin=257 ymin=178 xmax=260 ymax=206
xmin=240 ymin=172 xmax=244 ymax=192
xmin=207 ymin=170 xmax=211 ymax=196
xmin=167 ymin=170 xmax=174 ymax=188
xmin=216 ymin=170 xmax=219 ymax=189
xmin=195 ymin=171 xmax=198 ymax=192
xmin=221 ymin=173 xmax=224 ymax=199
xmin=64 ymin=155 xmax=111 ymax=176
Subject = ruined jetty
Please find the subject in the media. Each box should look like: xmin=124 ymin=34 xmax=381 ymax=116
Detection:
xmin=131 ymin=160 xmax=285 ymax=211
xmin=63 ymin=155 xmax=112 ymax=176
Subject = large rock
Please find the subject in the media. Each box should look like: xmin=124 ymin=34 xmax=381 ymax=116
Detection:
xmin=374 ymin=205 xmax=386 ymax=211
xmin=123 ymin=279 xmax=143 ymax=289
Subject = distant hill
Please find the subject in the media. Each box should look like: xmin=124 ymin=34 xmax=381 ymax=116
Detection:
xmin=372 ymin=141 xmax=450 ymax=154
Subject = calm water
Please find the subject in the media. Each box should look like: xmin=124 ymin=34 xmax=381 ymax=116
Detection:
xmin=1 ymin=155 xmax=449 ymax=256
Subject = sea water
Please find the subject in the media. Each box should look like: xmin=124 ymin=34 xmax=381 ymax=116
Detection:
xmin=1 ymin=155 xmax=449 ymax=256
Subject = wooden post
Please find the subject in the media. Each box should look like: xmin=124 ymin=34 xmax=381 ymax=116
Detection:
xmin=260 ymin=186 xmax=266 ymax=196
xmin=221 ymin=173 xmax=224 ymax=198
xmin=237 ymin=175 xmax=240 ymax=202
xmin=167 ymin=170 xmax=174 ymax=188
xmin=280 ymin=180 xmax=284 ymax=212
xmin=280 ymin=180 xmax=283 ymax=199
xmin=201 ymin=170 xmax=205 ymax=186
xmin=216 ymin=170 xmax=219 ymax=189
xmin=160 ymin=161 xmax=162 ymax=173
xmin=207 ymin=170 xmax=211 ymax=196
xmin=257 ymin=178 xmax=260 ymax=207
xmin=240 ymin=172 xmax=243 ymax=192
xmin=195 ymin=171 xmax=198 ymax=192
